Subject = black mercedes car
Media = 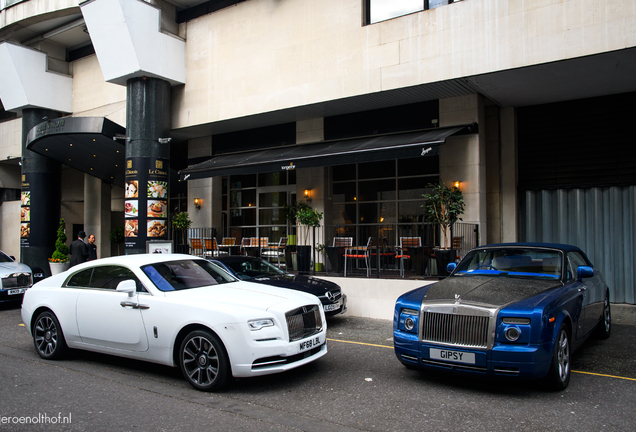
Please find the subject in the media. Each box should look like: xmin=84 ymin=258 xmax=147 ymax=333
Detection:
xmin=209 ymin=256 xmax=347 ymax=316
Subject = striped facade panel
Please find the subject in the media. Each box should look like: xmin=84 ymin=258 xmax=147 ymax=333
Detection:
xmin=521 ymin=187 xmax=636 ymax=304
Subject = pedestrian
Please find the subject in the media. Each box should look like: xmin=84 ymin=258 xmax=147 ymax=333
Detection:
xmin=87 ymin=234 xmax=97 ymax=261
xmin=69 ymin=231 xmax=89 ymax=267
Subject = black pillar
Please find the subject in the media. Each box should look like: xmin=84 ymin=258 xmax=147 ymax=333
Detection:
xmin=21 ymin=109 xmax=63 ymax=276
xmin=124 ymin=77 xmax=171 ymax=255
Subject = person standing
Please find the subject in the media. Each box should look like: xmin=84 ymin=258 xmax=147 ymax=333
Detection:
xmin=87 ymin=234 xmax=97 ymax=261
xmin=69 ymin=231 xmax=89 ymax=267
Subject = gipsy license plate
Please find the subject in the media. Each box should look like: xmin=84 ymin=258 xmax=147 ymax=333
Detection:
xmin=8 ymin=288 xmax=27 ymax=295
xmin=298 ymin=335 xmax=322 ymax=353
xmin=430 ymin=348 xmax=475 ymax=364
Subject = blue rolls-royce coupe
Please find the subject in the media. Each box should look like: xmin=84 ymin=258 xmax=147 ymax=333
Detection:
xmin=393 ymin=243 xmax=611 ymax=390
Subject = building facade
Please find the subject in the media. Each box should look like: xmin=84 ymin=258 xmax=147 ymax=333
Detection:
xmin=1 ymin=0 xmax=635 ymax=317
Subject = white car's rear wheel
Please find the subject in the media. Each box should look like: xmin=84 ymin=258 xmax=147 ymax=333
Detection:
xmin=179 ymin=330 xmax=229 ymax=391
xmin=33 ymin=311 xmax=67 ymax=360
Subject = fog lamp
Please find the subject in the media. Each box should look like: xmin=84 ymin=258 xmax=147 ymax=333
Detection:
xmin=504 ymin=327 xmax=521 ymax=342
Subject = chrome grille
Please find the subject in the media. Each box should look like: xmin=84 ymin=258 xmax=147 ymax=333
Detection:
xmin=286 ymin=305 xmax=323 ymax=342
xmin=422 ymin=312 xmax=489 ymax=348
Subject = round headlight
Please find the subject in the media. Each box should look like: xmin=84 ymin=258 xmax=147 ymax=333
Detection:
xmin=404 ymin=317 xmax=415 ymax=331
xmin=505 ymin=327 xmax=521 ymax=342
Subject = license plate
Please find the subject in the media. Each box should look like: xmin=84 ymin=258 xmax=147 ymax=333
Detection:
xmin=324 ymin=303 xmax=340 ymax=312
xmin=430 ymin=348 xmax=475 ymax=364
xmin=8 ymin=288 xmax=27 ymax=295
xmin=298 ymin=335 xmax=322 ymax=353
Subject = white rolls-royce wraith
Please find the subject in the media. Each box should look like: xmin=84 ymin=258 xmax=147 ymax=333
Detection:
xmin=21 ymin=254 xmax=327 ymax=391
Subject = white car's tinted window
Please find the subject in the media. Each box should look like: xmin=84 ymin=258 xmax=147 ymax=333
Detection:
xmin=89 ymin=266 xmax=145 ymax=291
xmin=142 ymin=259 xmax=235 ymax=291
xmin=66 ymin=269 xmax=93 ymax=287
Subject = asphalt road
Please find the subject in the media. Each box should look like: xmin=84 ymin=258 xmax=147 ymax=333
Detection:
xmin=1 ymin=302 xmax=635 ymax=431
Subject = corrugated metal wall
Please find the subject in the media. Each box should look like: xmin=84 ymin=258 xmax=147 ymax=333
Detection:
xmin=521 ymin=187 xmax=636 ymax=304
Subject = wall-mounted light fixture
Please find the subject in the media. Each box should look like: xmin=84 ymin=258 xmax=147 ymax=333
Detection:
xmin=453 ymin=181 xmax=462 ymax=190
xmin=194 ymin=198 xmax=201 ymax=209
xmin=304 ymin=189 xmax=312 ymax=203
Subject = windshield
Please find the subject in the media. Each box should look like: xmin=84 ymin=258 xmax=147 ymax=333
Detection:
xmin=453 ymin=248 xmax=563 ymax=280
xmin=223 ymin=258 xmax=286 ymax=280
xmin=142 ymin=259 xmax=236 ymax=291
xmin=0 ymin=251 xmax=13 ymax=263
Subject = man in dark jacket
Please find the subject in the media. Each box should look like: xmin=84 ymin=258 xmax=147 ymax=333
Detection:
xmin=69 ymin=231 xmax=89 ymax=267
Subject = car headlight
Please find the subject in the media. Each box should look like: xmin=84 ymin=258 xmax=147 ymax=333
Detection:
xmin=248 ymin=318 xmax=275 ymax=331
xmin=499 ymin=317 xmax=531 ymax=343
xmin=399 ymin=308 xmax=419 ymax=333
xmin=504 ymin=327 xmax=521 ymax=341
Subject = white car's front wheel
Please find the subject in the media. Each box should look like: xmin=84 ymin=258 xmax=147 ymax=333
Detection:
xmin=179 ymin=330 xmax=230 ymax=391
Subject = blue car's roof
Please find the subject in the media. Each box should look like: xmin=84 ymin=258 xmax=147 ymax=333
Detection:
xmin=478 ymin=242 xmax=584 ymax=253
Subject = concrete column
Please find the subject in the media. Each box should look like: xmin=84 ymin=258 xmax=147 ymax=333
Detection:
xmin=439 ymin=94 xmax=487 ymax=246
xmin=84 ymin=174 xmax=112 ymax=259
xmin=500 ymin=107 xmax=518 ymax=242
xmin=187 ymin=136 xmax=216 ymax=229
xmin=125 ymin=77 xmax=171 ymax=254
xmin=21 ymin=109 xmax=63 ymax=276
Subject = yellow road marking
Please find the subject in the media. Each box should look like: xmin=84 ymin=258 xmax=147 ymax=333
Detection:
xmin=572 ymin=370 xmax=636 ymax=382
xmin=328 ymin=338 xmax=636 ymax=382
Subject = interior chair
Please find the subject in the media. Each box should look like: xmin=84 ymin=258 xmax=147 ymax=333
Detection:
xmin=344 ymin=237 xmax=372 ymax=277
xmin=202 ymin=238 xmax=218 ymax=258
xmin=261 ymin=237 xmax=287 ymax=268
xmin=395 ymin=237 xmax=421 ymax=278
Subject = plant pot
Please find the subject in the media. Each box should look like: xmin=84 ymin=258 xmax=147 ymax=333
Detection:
xmin=291 ymin=252 xmax=298 ymax=271
xmin=287 ymin=234 xmax=297 ymax=246
xmin=49 ymin=261 xmax=70 ymax=276
xmin=434 ymin=248 xmax=455 ymax=277
xmin=296 ymin=245 xmax=311 ymax=273
xmin=314 ymin=262 xmax=323 ymax=272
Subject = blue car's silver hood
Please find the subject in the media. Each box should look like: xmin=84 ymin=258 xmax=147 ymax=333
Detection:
xmin=423 ymin=275 xmax=563 ymax=308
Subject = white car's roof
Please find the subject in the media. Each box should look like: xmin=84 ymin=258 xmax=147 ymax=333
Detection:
xmin=70 ymin=253 xmax=200 ymax=271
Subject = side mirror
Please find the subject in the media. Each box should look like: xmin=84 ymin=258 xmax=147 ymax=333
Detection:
xmin=577 ymin=265 xmax=594 ymax=282
xmin=9 ymin=255 xmax=15 ymax=261
xmin=446 ymin=262 xmax=457 ymax=274
xmin=116 ymin=279 xmax=137 ymax=297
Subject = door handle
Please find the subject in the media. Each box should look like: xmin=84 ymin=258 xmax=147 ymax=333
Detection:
xmin=120 ymin=301 xmax=150 ymax=310
xmin=578 ymin=285 xmax=587 ymax=292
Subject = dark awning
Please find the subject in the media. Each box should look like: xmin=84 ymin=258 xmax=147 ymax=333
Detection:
xmin=26 ymin=117 xmax=127 ymax=186
xmin=181 ymin=124 xmax=476 ymax=180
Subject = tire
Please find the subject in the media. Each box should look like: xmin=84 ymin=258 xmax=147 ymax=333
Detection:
xmin=179 ymin=330 xmax=230 ymax=391
xmin=545 ymin=324 xmax=571 ymax=391
xmin=595 ymin=292 xmax=611 ymax=340
xmin=32 ymin=311 xmax=68 ymax=360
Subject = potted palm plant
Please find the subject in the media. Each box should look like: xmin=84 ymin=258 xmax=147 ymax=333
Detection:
xmin=48 ymin=219 xmax=70 ymax=275
xmin=172 ymin=212 xmax=193 ymax=254
xmin=422 ymin=180 xmax=465 ymax=276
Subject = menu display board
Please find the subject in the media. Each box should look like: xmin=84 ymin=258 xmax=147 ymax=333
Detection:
xmin=20 ymin=176 xmax=31 ymax=247
xmin=124 ymin=157 xmax=169 ymax=251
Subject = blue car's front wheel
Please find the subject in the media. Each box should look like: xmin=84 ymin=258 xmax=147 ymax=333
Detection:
xmin=546 ymin=324 xmax=571 ymax=390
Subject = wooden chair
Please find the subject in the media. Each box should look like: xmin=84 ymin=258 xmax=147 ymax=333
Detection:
xmin=396 ymin=237 xmax=421 ymax=278
xmin=332 ymin=237 xmax=353 ymax=247
xmin=344 ymin=237 xmax=372 ymax=277
xmin=190 ymin=238 xmax=204 ymax=257
xmin=261 ymin=237 xmax=287 ymax=268
xmin=239 ymin=237 xmax=252 ymax=255
xmin=221 ymin=237 xmax=236 ymax=246
xmin=452 ymin=236 xmax=463 ymax=261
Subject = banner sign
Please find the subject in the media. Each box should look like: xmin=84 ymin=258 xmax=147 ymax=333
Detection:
xmin=20 ymin=174 xmax=31 ymax=248
xmin=124 ymin=157 xmax=169 ymax=251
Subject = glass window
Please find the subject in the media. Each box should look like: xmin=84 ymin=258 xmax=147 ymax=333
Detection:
xmin=259 ymin=172 xmax=287 ymax=186
xmin=259 ymin=192 xmax=286 ymax=207
xmin=230 ymin=174 xmax=256 ymax=189
xmin=358 ymin=179 xmax=396 ymax=201
xmin=333 ymin=204 xmax=356 ymax=225
xmin=142 ymin=259 xmax=235 ymax=292
xmin=89 ymin=266 xmax=143 ymax=291
xmin=359 ymin=202 xmax=396 ymax=224
xmin=398 ymin=201 xmax=426 ymax=223
xmin=359 ymin=160 xmax=395 ymax=179
xmin=369 ymin=0 xmax=424 ymax=24
xmin=398 ymin=177 xmax=437 ymax=200
xmin=65 ymin=269 xmax=93 ymax=287
xmin=333 ymin=182 xmax=356 ymax=203
xmin=259 ymin=208 xmax=286 ymax=225
xmin=333 ymin=164 xmax=356 ymax=181
xmin=230 ymin=190 xmax=256 ymax=208
xmin=455 ymin=248 xmax=562 ymax=280
xmin=230 ymin=208 xmax=256 ymax=226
